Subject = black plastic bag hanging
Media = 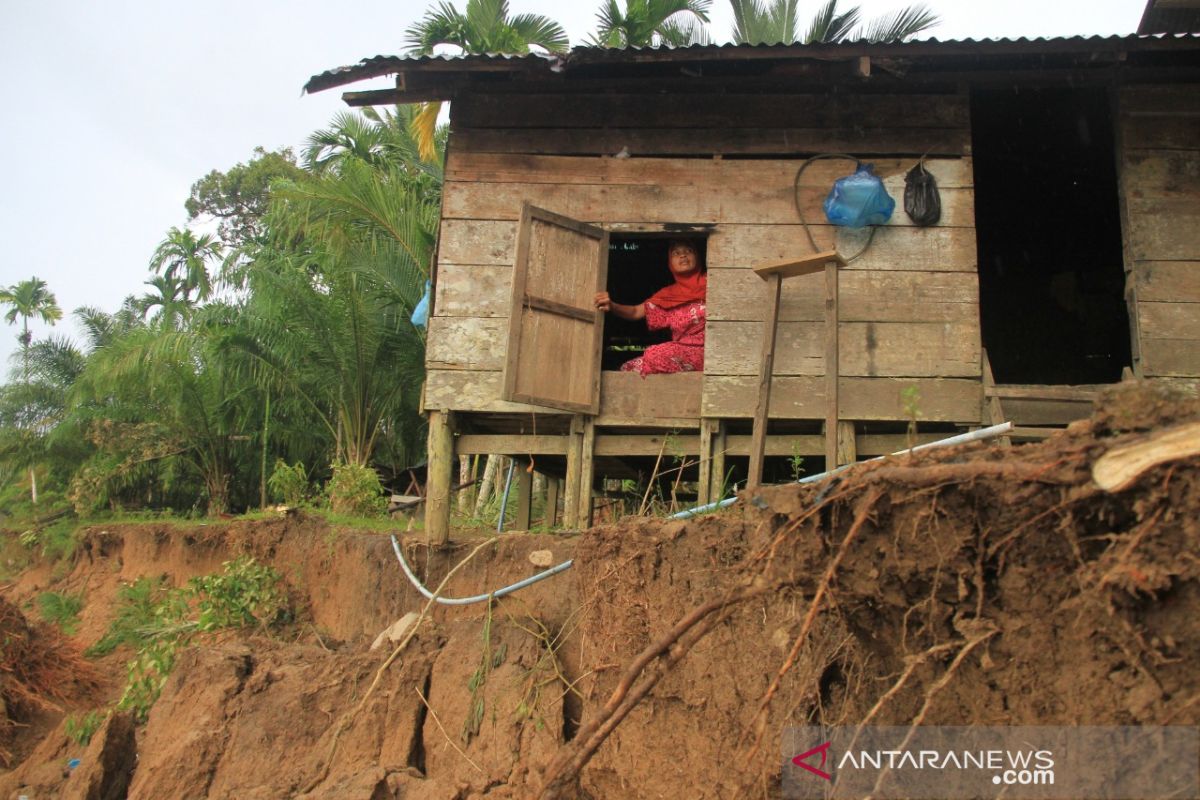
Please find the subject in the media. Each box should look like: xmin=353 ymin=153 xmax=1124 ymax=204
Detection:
xmin=904 ymin=162 xmax=941 ymax=226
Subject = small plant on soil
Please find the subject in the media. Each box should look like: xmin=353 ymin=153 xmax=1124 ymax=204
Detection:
xmin=64 ymin=709 xmax=106 ymax=746
xmin=789 ymin=441 xmax=806 ymax=481
xmin=190 ymin=556 xmax=289 ymax=631
xmin=86 ymin=577 xmax=167 ymax=657
xmin=326 ymin=462 xmax=387 ymax=517
xmin=37 ymin=590 xmax=83 ymax=635
xmin=267 ymin=459 xmax=310 ymax=506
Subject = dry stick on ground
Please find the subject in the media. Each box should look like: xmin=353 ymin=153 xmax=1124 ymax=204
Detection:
xmin=415 ymin=686 xmax=485 ymax=774
xmin=302 ymin=536 xmax=499 ymax=793
xmin=740 ymin=488 xmax=884 ymax=770
xmin=537 ymin=580 xmax=772 ymax=799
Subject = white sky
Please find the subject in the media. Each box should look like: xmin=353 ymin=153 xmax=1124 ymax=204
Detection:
xmin=0 ymin=0 xmax=1148 ymax=370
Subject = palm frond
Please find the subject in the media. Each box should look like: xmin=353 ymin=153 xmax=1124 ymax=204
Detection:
xmin=860 ymin=3 xmax=939 ymax=42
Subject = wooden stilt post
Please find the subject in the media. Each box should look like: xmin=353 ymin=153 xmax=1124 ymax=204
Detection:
xmin=579 ymin=417 xmax=596 ymax=528
xmin=514 ymin=467 xmax=533 ymax=531
xmin=698 ymin=418 xmax=718 ymax=505
xmin=749 ymin=251 xmax=846 ymax=488
xmin=711 ymin=420 xmax=727 ymax=498
xmin=545 ymin=477 xmax=561 ymax=528
xmin=563 ymin=415 xmax=584 ymax=529
xmin=425 ymin=409 xmax=454 ymax=547
xmin=836 ymin=421 xmax=856 ymax=467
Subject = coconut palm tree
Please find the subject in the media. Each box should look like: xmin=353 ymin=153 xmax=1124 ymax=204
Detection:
xmin=148 ymin=227 xmax=224 ymax=304
xmin=403 ymin=0 xmax=570 ymax=160
xmin=729 ymin=0 xmax=938 ymax=45
xmin=589 ymin=0 xmax=712 ymax=47
xmin=0 ymin=277 xmax=63 ymax=377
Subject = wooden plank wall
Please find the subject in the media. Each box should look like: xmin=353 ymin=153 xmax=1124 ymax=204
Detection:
xmin=1118 ymin=85 xmax=1200 ymax=379
xmin=426 ymin=88 xmax=982 ymax=423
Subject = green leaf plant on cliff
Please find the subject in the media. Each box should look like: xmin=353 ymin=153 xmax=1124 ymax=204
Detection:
xmin=112 ymin=557 xmax=289 ymax=721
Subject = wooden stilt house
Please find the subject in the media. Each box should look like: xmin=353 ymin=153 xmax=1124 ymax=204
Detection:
xmin=306 ymin=29 xmax=1200 ymax=542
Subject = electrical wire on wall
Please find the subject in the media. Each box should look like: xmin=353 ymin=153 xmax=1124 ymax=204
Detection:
xmin=792 ymin=154 xmax=882 ymax=262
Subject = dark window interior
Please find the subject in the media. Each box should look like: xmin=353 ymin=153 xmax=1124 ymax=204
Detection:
xmin=601 ymin=235 xmax=707 ymax=370
xmin=971 ymin=87 xmax=1131 ymax=384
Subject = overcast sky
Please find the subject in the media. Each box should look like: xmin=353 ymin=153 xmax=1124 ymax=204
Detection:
xmin=0 ymin=0 xmax=1148 ymax=371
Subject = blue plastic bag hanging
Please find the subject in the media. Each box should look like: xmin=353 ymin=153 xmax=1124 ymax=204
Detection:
xmin=411 ymin=280 xmax=431 ymax=329
xmin=823 ymin=163 xmax=895 ymax=228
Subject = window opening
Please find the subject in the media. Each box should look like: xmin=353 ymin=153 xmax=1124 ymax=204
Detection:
xmin=601 ymin=234 xmax=708 ymax=371
xmin=970 ymin=87 xmax=1130 ymax=384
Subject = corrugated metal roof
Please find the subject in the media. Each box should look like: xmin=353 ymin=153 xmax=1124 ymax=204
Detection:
xmin=305 ymin=33 xmax=1200 ymax=95
xmin=1139 ymin=0 xmax=1200 ymax=34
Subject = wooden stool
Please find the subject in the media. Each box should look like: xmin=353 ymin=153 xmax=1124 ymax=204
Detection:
xmin=747 ymin=250 xmax=847 ymax=489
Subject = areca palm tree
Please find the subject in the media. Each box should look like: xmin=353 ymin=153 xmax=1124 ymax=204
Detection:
xmin=729 ymin=0 xmax=938 ymax=45
xmin=589 ymin=0 xmax=712 ymax=47
xmin=148 ymin=227 xmax=224 ymax=304
xmin=138 ymin=275 xmax=192 ymax=328
xmin=403 ymin=0 xmax=569 ymax=160
xmin=0 ymin=277 xmax=63 ymax=376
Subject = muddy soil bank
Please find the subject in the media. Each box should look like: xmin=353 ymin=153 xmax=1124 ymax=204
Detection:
xmin=2 ymin=384 xmax=1198 ymax=799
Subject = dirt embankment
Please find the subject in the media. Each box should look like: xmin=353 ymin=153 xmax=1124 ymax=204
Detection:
xmin=2 ymin=383 xmax=1198 ymax=799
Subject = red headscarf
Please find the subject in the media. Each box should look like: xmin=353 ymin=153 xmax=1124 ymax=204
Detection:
xmin=647 ymin=268 xmax=706 ymax=309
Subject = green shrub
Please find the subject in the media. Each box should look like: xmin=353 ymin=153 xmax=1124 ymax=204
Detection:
xmin=326 ymin=462 xmax=387 ymax=517
xmin=64 ymin=710 xmax=106 ymax=746
xmin=189 ymin=556 xmax=288 ymax=631
xmin=267 ymin=459 xmax=309 ymax=506
xmin=86 ymin=577 xmax=166 ymax=657
xmin=37 ymin=590 xmax=83 ymax=635
xmin=111 ymin=558 xmax=289 ymax=721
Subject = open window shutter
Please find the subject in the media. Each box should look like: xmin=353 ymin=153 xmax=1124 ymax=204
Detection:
xmin=503 ymin=203 xmax=609 ymax=413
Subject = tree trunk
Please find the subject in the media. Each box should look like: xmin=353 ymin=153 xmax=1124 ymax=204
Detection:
xmin=457 ymin=455 xmax=471 ymax=513
xmin=473 ymin=455 xmax=501 ymax=518
xmin=29 ymin=467 xmax=37 ymax=505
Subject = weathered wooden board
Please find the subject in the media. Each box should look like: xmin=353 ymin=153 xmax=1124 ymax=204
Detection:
xmin=426 ymin=316 xmax=508 ymax=370
xmin=708 ymin=269 xmax=979 ymax=322
xmin=1120 ymin=150 xmax=1200 ymax=197
xmin=453 ymin=92 xmax=970 ymax=130
xmin=445 ymin=153 xmax=974 ymax=189
xmin=1120 ymin=86 xmax=1200 ymax=116
xmin=701 ymin=375 xmax=982 ymax=422
xmin=706 ymin=320 xmax=981 ymax=377
xmin=1125 ymin=198 xmax=1200 ymax=261
xmin=708 ymin=224 xmax=978 ymax=272
xmin=1121 ymin=117 xmax=1200 ymax=151
xmin=1140 ymin=339 xmax=1200 ymax=378
xmin=452 ymin=127 xmax=970 ymax=158
xmin=456 ymin=434 xmax=570 ymax=455
xmin=434 ymin=264 xmax=512 ymax=317
xmin=598 ymin=371 xmax=703 ymax=421
xmin=1139 ymin=301 xmax=1200 ymax=340
xmin=435 ymin=220 xmax=978 ymax=273
xmin=437 ymin=218 xmax=517 ymax=264
xmin=442 ymin=180 xmax=974 ymax=227
xmin=425 ymin=368 xmax=704 ymax=421
xmin=1134 ymin=261 xmax=1200 ymax=303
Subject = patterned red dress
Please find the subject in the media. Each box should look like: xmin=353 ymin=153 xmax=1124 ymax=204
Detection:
xmin=619 ymin=300 xmax=706 ymax=376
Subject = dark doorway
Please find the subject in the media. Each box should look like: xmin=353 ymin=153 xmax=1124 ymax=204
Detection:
xmin=601 ymin=234 xmax=707 ymax=371
xmin=971 ymin=87 xmax=1130 ymax=384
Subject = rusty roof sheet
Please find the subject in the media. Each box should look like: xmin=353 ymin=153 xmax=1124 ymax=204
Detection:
xmin=305 ymin=33 xmax=1200 ymax=95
